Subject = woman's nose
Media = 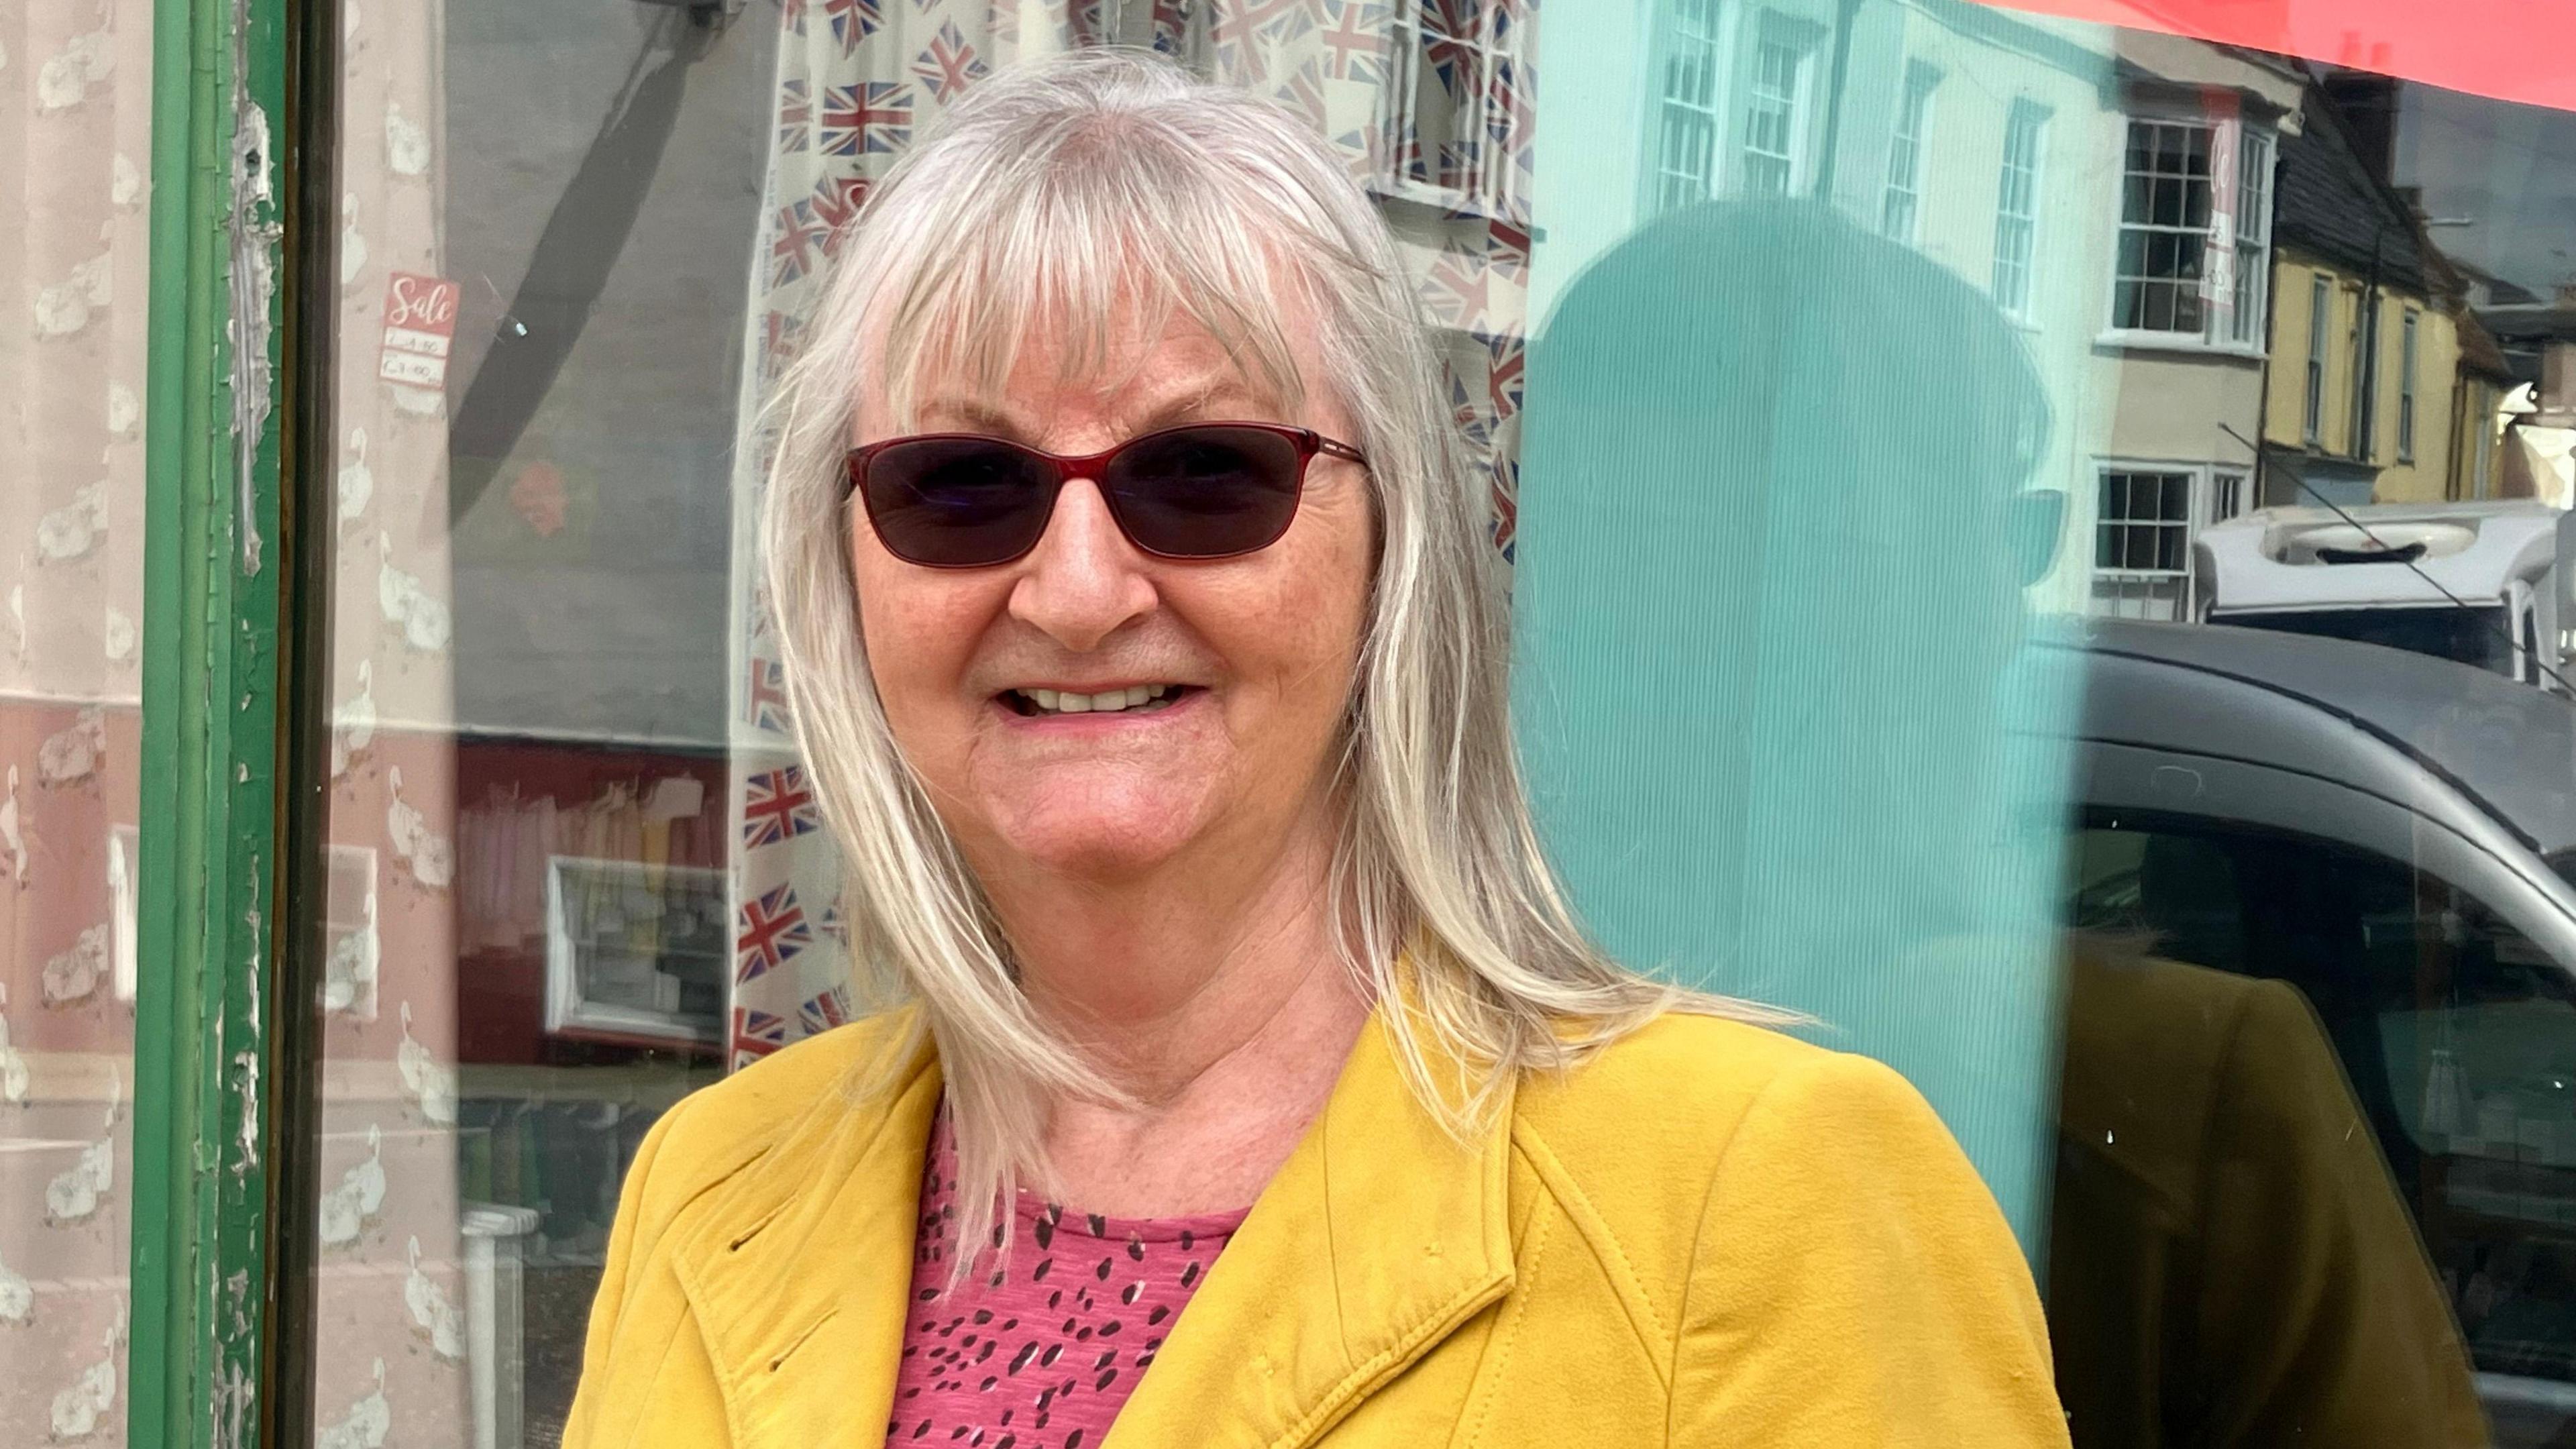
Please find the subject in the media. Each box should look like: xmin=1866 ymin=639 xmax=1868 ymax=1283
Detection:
xmin=1006 ymin=476 xmax=1157 ymax=651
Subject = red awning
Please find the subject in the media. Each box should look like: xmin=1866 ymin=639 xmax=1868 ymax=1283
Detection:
xmin=1973 ymin=0 xmax=2575 ymax=112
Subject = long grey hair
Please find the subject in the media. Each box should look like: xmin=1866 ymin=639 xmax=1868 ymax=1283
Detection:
xmin=759 ymin=46 xmax=1780 ymax=1269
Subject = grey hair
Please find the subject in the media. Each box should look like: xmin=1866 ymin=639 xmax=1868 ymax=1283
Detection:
xmin=760 ymin=47 xmax=1788 ymax=1275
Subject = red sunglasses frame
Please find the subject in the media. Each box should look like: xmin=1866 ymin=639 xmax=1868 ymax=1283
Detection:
xmin=843 ymin=421 xmax=1368 ymax=568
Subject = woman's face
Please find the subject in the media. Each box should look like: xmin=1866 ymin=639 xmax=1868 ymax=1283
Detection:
xmin=847 ymin=292 xmax=1375 ymax=892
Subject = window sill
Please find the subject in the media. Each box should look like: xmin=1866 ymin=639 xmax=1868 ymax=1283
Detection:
xmin=2093 ymin=331 xmax=2267 ymax=362
xmin=1364 ymin=174 xmax=1523 ymax=225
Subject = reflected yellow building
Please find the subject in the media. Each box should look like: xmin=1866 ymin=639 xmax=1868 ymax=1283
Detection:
xmin=2258 ymin=79 xmax=2515 ymax=507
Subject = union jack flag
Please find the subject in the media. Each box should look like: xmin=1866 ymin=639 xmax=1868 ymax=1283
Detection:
xmin=799 ymin=986 xmax=855 ymax=1035
xmin=820 ymin=0 xmax=883 ymax=50
xmin=746 ymin=655 xmax=792 ymax=733
xmin=1482 ymin=215 xmax=1534 ymax=270
xmin=1150 ymin=0 xmax=1193 ymax=53
xmin=743 ymin=765 xmax=822 ymax=849
xmin=1422 ymin=250 xmax=1498 ymax=334
xmin=1487 ymin=333 xmax=1525 ymax=421
xmin=1066 ymin=0 xmax=1112 ymax=46
xmin=1436 ymin=136 xmax=1487 ymax=196
xmin=1490 ymin=460 xmax=1518 ymax=560
xmin=770 ymin=197 xmax=830 ymax=286
xmin=758 ymin=310 xmax=801 ymax=390
xmin=1273 ymin=62 xmax=1326 ymax=131
xmin=732 ymin=1007 xmax=790 ymax=1067
xmin=737 ymin=883 xmax=814 ymax=983
xmin=1420 ymin=0 xmax=1483 ymax=93
xmin=1221 ymin=0 xmax=1313 ymax=42
xmin=776 ymin=79 xmax=812 ymax=154
xmin=1317 ymin=0 xmax=1391 ymax=80
xmin=1447 ymin=367 xmax=1494 ymax=451
xmin=821 ymin=80 xmax=912 ymax=157
xmin=912 ymin=21 xmax=988 ymax=103
xmin=812 ymin=174 xmax=871 ymax=255
xmin=818 ymin=894 xmax=849 ymax=947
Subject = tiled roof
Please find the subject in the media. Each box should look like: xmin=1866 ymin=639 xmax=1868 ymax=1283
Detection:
xmin=2271 ymin=88 xmax=2428 ymax=294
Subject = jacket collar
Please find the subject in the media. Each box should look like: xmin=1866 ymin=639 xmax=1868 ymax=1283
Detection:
xmin=666 ymin=997 xmax=1516 ymax=1449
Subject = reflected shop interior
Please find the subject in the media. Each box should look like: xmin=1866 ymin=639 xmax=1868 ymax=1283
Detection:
xmin=9 ymin=0 xmax=2576 ymax=1445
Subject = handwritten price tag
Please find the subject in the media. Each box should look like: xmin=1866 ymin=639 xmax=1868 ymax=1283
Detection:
xmin=379 ymin=272 xmax=460 ymax=390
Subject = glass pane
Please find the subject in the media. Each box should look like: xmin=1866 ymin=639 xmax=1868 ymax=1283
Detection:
xmin=1 ymin=3 xmax=152 ymax=1438
xmin=282 ymin=0 xmax=2576 ymax=1444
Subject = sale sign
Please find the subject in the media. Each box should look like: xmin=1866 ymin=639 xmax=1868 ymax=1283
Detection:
xmin=378 ymin=272 xmax=460 ymax=391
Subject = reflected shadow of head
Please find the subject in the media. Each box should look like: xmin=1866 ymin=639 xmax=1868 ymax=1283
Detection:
xmin=1517 ymin=199 xmax=2061 ymax=982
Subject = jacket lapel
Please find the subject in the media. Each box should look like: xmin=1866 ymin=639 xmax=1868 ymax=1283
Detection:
xmin=1101 ymin=1010 xmax=1518 ymax=1449
xmin=667 ymin=1026 xmax=943 ymax=1449
xmin=661 ymin=998 xmax=1515 ymax=1449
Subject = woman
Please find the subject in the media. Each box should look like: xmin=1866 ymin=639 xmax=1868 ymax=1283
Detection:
xmin=564 ymin=49 xmax=2065 ymax=1448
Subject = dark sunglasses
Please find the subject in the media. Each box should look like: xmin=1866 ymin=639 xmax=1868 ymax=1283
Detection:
xmin=845 ymin=421 xmax=1368 ymax=568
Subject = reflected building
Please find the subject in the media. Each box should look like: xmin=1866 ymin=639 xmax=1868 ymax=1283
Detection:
xmin=2255 ymin=74 xmax=2518 ymax=511
xmin=1525 ymin=1 xmax=2324 ymax=623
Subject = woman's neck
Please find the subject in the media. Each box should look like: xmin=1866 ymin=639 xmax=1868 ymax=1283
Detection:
xmin=985 ymin=807 xmax=1375 ymax=1218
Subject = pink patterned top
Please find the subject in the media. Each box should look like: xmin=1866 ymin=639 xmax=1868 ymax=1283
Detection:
xmin=886 ymin=1106 xmax=1250 ymax=1449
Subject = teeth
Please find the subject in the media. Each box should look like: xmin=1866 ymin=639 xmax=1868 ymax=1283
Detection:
xmin=1015 ymin=684 xmax=1179 ymax=716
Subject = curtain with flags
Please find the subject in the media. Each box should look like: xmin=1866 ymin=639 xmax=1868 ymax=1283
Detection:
xmin=724 ymin=0 xmax=1539 ymax=1071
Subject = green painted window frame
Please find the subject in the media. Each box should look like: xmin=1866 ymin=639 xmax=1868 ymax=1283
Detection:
xmin=125 ymin=0 xmax=331 ymax=1442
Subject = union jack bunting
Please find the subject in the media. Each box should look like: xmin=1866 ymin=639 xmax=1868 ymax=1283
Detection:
xmin=1065 ymin=0 xmax=1112 ymax=46
xmin=1419 ymin=0 xmax=1482 ymax=92
xmin=745 ymin=656 xmax=792 ymax=732
xmin=822 ymin=0 xmax=885 ymax=51
xmin=727 ymin=0 xmax=1536 ymax=1079
xmin=812 ymin=172 xmax=871 ymax=239
xmin=1482 ymin=215 xmax=1534 ymax=270
xmin=1273 ymin=60 xmax=1327 ymax=131
xmin=1487 ymin=333 xmax=1525 ymax=421
xmin=1422 ymin=250 xmax=1499 ymax=334
xmin=913 ymin=21 xmax=989 ymax=103
xmin=1150 ymin=0 xmax=1194 ymax=52
xmin=737 ymin=883 xmax=815 ymax=983
xmin=1446 ymin=366 xmax=1494 ymax=451
xmin=732 ymin=1007 xmax=792 ymax=1068
xmin=777 ymin=78 xmax=812 ymax=153
xmin=1217 ymin=0 xmax=1314 ymax=43
xmin=743 ymin=765 xmax=822 ymax=848
xmin=821 ymin=80 xmax=913 ymax=156
xmin=800 ymin=986 xmax=857 ymax=1035
xmin=759 ymin=309 xmax=804 ymax=390
xmin=1316 ymin=0 xmax=1390 ymax=80
xmin=770 ymin=196 xmax=831 ymax=286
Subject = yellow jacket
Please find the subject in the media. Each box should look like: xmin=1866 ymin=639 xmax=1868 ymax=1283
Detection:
xmin=564 ymin=1003 xmax=2068 ymax=1448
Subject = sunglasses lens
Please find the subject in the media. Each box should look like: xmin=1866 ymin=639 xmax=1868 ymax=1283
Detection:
xmin=1104 ymin=426 xmax=1305 ymax=559
xmin=859 ymin=438 xmax=1053 ymax=567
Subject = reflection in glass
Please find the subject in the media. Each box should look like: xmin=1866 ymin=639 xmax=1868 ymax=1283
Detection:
xmin=305 ymin=3 xmax=1544 ymax=1444
xmin=285 ymin=0 xmax=2576 ymax=1442
xmin=0 ymin=3 xmax=153 ymax=1441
